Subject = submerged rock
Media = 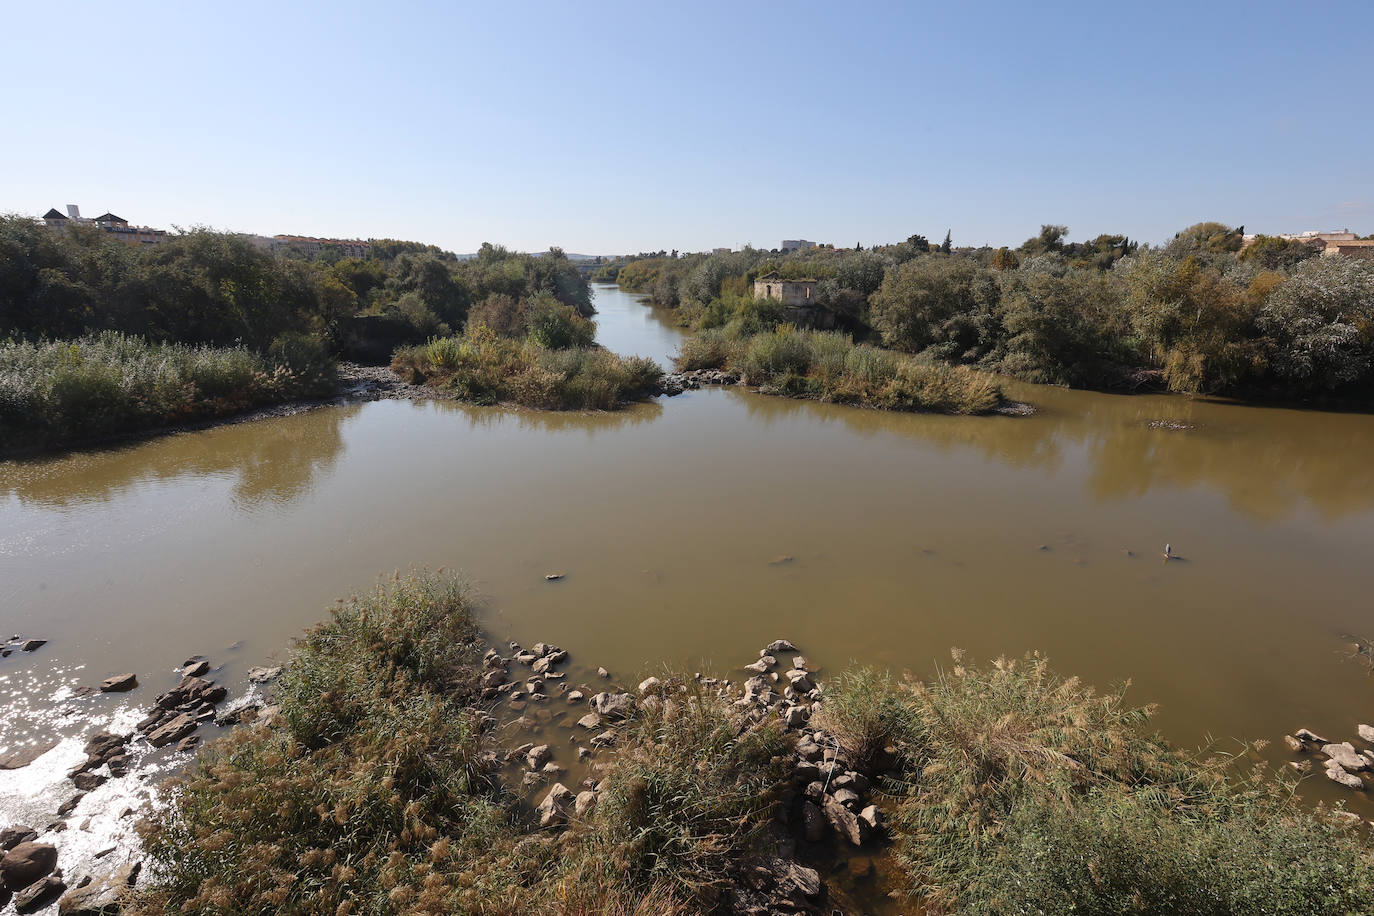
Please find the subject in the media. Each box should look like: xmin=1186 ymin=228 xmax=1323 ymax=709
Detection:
xmin=1322 ymin=743 xmax=1369 ymax=772
xmin=1324 ymin=760 xmax=1366 ymax=790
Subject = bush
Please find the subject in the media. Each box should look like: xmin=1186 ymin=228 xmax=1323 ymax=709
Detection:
xmin=134 ymin=572 xmax=502 ymax=916
xmin=526 ymin=294 xmax=595 ymax=349
xmin=883 ymin=651 xmax=1374 ymax=914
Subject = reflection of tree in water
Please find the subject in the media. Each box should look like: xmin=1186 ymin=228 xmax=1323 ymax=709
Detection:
xmin=727 ymin=384 xmax=1374 ymax=521
xmin=429 ymin=397 xmax=664 ymax=437
xmin=0 ymin=405 xmax=356 ymax=509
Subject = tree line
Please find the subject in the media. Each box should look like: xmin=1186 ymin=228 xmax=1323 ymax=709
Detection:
xmin=616 ymin=223 xmax=1374 ymax=401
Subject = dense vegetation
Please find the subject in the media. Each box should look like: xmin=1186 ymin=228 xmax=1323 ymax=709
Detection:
xmin=134 ymin=572 xmax=1374 ymax=915
xmin=133 ymin=572 xmax=794 ymax=916
xmin=0 ymin=332 xmax=334 ymax=452
xmin=622 ymin=224 xmax=1374 ymax=403
xmin=0 ymin=216 xmax=619 ymax=446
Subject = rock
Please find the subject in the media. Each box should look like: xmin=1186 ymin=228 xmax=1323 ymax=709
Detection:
xmin=72 ymin=773 xmax=107 ymax=791
xmin=537 ymin=783 xmax=574 ymax=828
xmin=256 ymin=705 xmax=282 ymax=725
xmin=858 ymin=804 xmax=883 ymax=830
xmin=576 ymin=713 xmax=603 ymax=730
xmin=544 ymin=573 xmax=564 ymax=581
xmin=57 ymin=861 xmax=140 ymax=915
xmin=590 ymin=730 xmax=617 ymax=747
xmin=596 ymin=667 xmax=609 ymax=679
xmin=783 ymin=861 xmax=821 ymax=899
xmin=176 ymin=735 xmax=200 ymax=753
xmin=791 ymin=656 xmax=812 ymax=672
xmin=1294 ymin=728 xmax=1328 ymax=746
xmin=0 ymin=741 xmax=59 ymax=771
xmin=531 ymin=657 xmax=553 ymax=675
xmin=0 ymin=828 xmax=37 ymax=852
xmin=831 ymin=788 xmax=861 ymax=810
xmin=823 ymin=796 xmax=870 ymax=846
xmin=764 ymin=640 xmax=796 ymax=654
xmin=638 ymin=677 xmax=661 ymax=695
xmin=576 ymin=746 xmax=591 ymax=761
xmin=0 ymin=842 xmax=58 ymax=892
xmin=1282 ymin=734 xmax=1305 ymax=753
xmin=1322 ymin=743 xmax=1369 ymax=771
xmin=247 ymin=665 xmax=283 ymax=683
xmin=783 ymin=705 xmax=808 ymax=728
xmin=1324 ymin=760 xmax=1366 ymax=790
xmin=182 ymin=660 xmax=210 ymax=677
xmin=547 ymin=649 xmax=568 ymax=665
xmin=20 ymin=639 xmax=46 ymax=652
xmin=526 ymin=745 xmax=552 ymax=769
xmin=801 ymin=801 xmax=826 ymax=842
xmin=481 ymin=668 xmax=507 ymax=689
xmin=1359 ymin=724 xmax=1374 ymax=744
xmin=574 ymin=790 xmax=597 ymax=817
xmin=56 ymin=794 xmax=85 ymax=816
xmin=591 ymin=692 xmax=635 ymax=720
xmin=199 ymin=684 xmax=228 ymax=705
xmin=99 ymin=673 xmax=138 ymax=693
xmin=566 ymin=690 xmax=584 ymax=703
xmin=13 ymin=874 xmax=65 ymax=912
xmin=796 ymin=738 xmax=823 ymax=761
xmin=744 ymin=657 xmax=774 ymax=674
xmin=784 ymin=670 xmax=814 ymax=693
xmin=147 ymin=713 xmax=197 ymax=748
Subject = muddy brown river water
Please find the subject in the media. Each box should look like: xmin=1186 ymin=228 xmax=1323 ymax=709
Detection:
xmin=3 ymin=283 xmax=1374 ymax=903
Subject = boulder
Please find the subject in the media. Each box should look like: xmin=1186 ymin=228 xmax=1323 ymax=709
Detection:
xmin=531 ymin=657 xmax=553 ymax=675
xmin=1282 ymin=734 xmax=1305 ymax=753
xmin=182 ymin=660 xmax=210 ymax=678
xmin=590 ymin=731 xmax=617 ymax=748
xmin=176 ymin=736 xmax=200 ymax=753
xmin=537 ymin=783 xmax=574 ymax=828
xmin=597 ymin=667 xmax=609 ymax=679
xmin=0 ymin=827 xmax=37 ymax=852
xmin=801 ymin=801 xmax=826 ymax=842
xmin=59 ymin=861 xmax=141 ymax=915
xmin=783 ymin=705 xmax=808 ymax=728
xmin=1324 ymin=760 xmax=1365 ymax=790
xmin=20 ymin=639 xmax=46 ymax=652
xmin=1294 ymin=728 xmax=1329 ymax=746
xmin=147 ymin=713 xmax=197 ymax=748
xmin=831 ymin=788 xmax=861 ymax=810
xmin=526 ymin=745 xmax=552 ymax=770
xmin=13 ymin=874 xmax=64 ymax=912
xmin=576 ymin=713 xmax=603 ymax=730
xmin=574 ymin=790 xmax=598 ymax=817
xmin=99 ymin=674 xmax=137 ymax=693
xmin=791 ymin=656 xmax=812 ymax=672
xmin=0 ymin=842 xmax=58 ymax=892
xmin=591 ymin=692 xmax=635 ymax=720
xmin=744 ymin=657 xmax=774 ymax=674
xmin=638 ymin=677 xmax=661 ymax=695
xmin=764 ymin=640 xmax=796 ymax=654
xmin=247 ymin=665 xmax=283 ymax=683
xmin=566 ymin=690 xmax=584 ymax=703
xmin=0 ymin=742 xmax=58 ymax=771
xmin=782 ymin=861 xmax=821 ymax=899
xmin=858 ymin=804 xmax=883 ymax=830
xmin=57 ymin=794 xmax=85 ymax=816
xmin=823 ymin=796 xmax=870 ymax=846
xmin=481 ymin=668 xmax=507 ymax=689
xmin=1359 ymin=724 xmax=1374 ymax=744
xmin=72 ymin=773 xmax=107 ymax=791
xmin=784 ymin=670 xmax=814 ymax=693
xmin=1322 ymin=743 xmax=1369 ymax=772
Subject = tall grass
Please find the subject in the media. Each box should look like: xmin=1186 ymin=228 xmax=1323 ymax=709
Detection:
xmin=825 ymin=651 xmax=1374 ymax=915
xmin=0 ymin=331 xmax=335 ymax=452
xmin=676 ymin=324 xmax=1003 ymax=414
xmin=134 ymin=572 xmax=504 ymax=916
xmin=393 ymin=325 xmax=663 ymax=410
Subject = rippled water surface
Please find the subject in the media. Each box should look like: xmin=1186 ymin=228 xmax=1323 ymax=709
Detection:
xmin=5 ymin=283 xmax=1374 ymax=876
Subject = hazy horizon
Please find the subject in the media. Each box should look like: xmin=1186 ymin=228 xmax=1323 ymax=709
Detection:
xmin=4 ymin=1 xmax=1371 ymax=254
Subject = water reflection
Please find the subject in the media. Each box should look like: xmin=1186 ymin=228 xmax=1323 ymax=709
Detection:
xmin=0 ymin=405 xmax=355 ymax=510
xmin=430 ymin=397 xmax=664 ymax=434
xmin=729 ymin=383 xmax=1374 ymax=521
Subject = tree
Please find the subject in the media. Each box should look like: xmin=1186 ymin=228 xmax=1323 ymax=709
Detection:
xmin=940 ymin=230 xmax=953 ymax=254
xmin=907 ymin=234 xmax=930 ymax=253
xmin=991 ymin=247 xmax=1020 ymax=271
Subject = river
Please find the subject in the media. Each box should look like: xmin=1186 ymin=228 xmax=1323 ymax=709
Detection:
xmin=3 ymin=282 xmax=1374 ymax=880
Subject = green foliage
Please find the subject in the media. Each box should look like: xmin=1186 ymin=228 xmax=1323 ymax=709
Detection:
xmin=393 ymin=326 xmax=663 ymax=411
xmin=677 ymin=323 xmax=1003 ymax=414
xmin=0 ymin=332 xmax=336 ymax=453
xmin=525 ymin=294 xmax=596 ymax=349
xmin=134 ymin=572 xmax=503 ymax=916
xmin=810 ymin=667 xmax=921 ymax=772
xmin=869 ymin=256 xmax=1001 ymax=359
xmin=883 ymin=652 xmax=1374 ymax=915
xmin=1238 ymin=235 xmax=1321 ymax=271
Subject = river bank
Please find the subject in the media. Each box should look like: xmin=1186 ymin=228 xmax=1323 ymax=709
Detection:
xmin=6 ymin=571 xmax=1370 ymax=915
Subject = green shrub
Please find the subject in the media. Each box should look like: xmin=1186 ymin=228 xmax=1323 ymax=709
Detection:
xmin=526 ymin=294 xmax=595 ymax=349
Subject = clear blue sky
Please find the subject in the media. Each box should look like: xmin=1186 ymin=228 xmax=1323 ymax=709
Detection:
xmin=4 ymin=1 xmax=1370 ymax=254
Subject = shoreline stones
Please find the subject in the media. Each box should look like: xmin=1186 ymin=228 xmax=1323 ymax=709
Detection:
xmin=1284 ymin=726 xmax=1374 ymax=792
